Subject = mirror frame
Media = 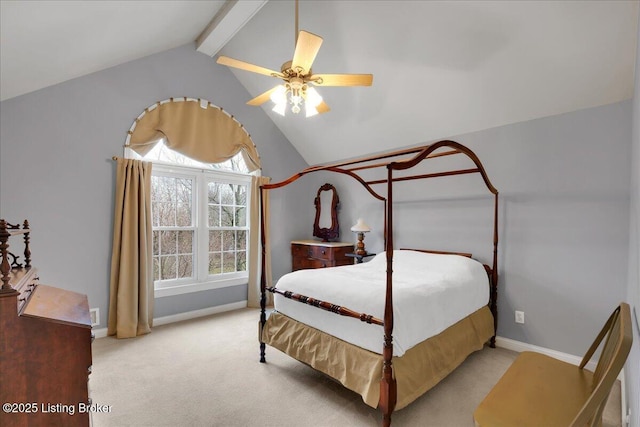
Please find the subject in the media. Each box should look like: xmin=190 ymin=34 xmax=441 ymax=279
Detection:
xmin=313 ymin=183 xmax=340 ymax=241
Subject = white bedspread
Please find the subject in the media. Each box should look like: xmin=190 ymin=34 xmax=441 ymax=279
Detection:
xmin=273 ymin=250 xmax=489 ymax=357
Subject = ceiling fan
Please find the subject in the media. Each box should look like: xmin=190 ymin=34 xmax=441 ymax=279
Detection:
xmin=216 ymin=0 xmax=373 ymax=117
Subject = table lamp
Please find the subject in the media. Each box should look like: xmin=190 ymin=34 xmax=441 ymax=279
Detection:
xmin=351 ymin=218 xmax=371 ymax=256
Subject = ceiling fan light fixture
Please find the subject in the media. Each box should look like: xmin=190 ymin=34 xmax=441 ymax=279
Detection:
xmin=219 ymin=0 xmax=371 ymax=118
xmin=305 ymin=104 xmax=319 ymax=118
xmin=270 ymin=85 xmax=287 ymax=104
xmin=272 ymin=102 xmax=286 ymax=116
xmin=306 ymin=87 xmax=323 ymax=107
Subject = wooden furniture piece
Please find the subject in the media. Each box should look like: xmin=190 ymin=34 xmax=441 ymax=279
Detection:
xmin=474 ymin=303 xmax=632 ymax=427
xmin=0 ymin=220 xmax=93 ymax=427
xmin=313 ymin=183 xmax=341 ymax=241
xmin=291 ymin=240 xmax=353 ymax=271
xmin=258 ymin=140 xmax=500 ymax=427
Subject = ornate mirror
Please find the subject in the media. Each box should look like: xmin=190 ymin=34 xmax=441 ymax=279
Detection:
xmin=313 ymin=183 xmax=340 ymax=241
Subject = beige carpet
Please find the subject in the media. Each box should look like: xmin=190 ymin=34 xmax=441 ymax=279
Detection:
xmin=90 ymin=308 xmax=621 ymax=427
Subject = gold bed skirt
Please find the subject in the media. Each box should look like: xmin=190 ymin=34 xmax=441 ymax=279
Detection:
xmin=261 ymin=306 xmax=494 ymax=410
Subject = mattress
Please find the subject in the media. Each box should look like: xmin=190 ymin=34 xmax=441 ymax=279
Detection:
xmin=273 ymin=249 xmax=490 ymax=357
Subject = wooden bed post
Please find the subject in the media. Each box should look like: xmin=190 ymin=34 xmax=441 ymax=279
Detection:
xmin=259 ymin=186 xmax=267 ymax=363
xmin=490 ymin=192 xmax=499 ymax=348
xmin=379 ymin=165 xmax=397 ymax=427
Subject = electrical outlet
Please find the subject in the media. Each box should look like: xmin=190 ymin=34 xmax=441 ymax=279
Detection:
xmin=515 ymin=310 xmax=525 ymax=324
xmin=90 ymin=308 xmax=100 ymax=327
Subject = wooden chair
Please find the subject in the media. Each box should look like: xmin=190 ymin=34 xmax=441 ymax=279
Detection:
xmin=474 ymin=303 xmax=633 ymax=427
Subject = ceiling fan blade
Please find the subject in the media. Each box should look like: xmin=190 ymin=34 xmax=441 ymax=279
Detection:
xmin=316 ymin=101 xmax=330 ymax=114
xmin=311 ymin=73 xmax=374 ymax=87
xmin=247 ymin=87 xmax=279 ymax=106
xmin=291 ymin=30 xmax=323 ymax=74
xmin=217 ymin=56 xmax=282 ymax=78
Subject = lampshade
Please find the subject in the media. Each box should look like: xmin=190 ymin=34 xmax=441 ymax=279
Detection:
xmin=350 ymin=218 xmax=371 ymax=233
xmin=271 ymin=84 xmax=323 ymax=117
xmin=270 ymin=85 xmax=287 ymax=116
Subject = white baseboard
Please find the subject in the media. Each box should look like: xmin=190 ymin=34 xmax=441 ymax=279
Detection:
xmin=496 ymin=335 xmax=627 ymax=426
xmin=91 ymin=300 xmax=247 ymax=339
xmin=495 ymin=336 xmax=597 ymax=371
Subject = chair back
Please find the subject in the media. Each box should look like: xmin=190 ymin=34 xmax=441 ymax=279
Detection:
xmin=571 ymin=303 xmax=633 ymax=427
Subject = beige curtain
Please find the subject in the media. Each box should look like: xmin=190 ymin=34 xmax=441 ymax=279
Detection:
xmin=128 ymin=100 xmax=261 ymax=172
xmin=248 ymin=176 xmax=273 ymax=308
xmin=108 ymin=158 xmax=154 ymax=338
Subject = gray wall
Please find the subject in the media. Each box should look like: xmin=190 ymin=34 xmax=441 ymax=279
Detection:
xmin=0 ymin=43 xmax=314 ymax=325
xmin=332 ymin=101 xmax=632 ymax=359
xmin=626 ymin=10 xmax=640 ymax=427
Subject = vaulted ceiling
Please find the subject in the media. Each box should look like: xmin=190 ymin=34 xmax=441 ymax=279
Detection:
xmin=1 ymin=1 xmax=638 ymax=165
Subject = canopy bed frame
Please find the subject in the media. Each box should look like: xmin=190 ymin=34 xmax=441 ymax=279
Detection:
xmin=258 ymin=140 xmax=499 ymax=427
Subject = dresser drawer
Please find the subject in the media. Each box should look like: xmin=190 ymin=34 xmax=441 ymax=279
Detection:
xmin=292 ymin=243 xmax=335 ymax=261
xmin=293 ymin=257 xmax=334 ymax=270
xmin=308 ymin=245 xmax=333 ymax=260
xmin=291 ymin=244 xmax=311 ymax=259
xmin=291 ymin=241 xmax=353 ymax=272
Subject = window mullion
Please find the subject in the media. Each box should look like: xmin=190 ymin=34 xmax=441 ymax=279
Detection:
xmin=198 ymin=174 xmax=209 ymax=282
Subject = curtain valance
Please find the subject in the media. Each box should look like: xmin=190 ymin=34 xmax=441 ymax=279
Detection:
xmin=128 ymin=98 xmax=261 ymax=172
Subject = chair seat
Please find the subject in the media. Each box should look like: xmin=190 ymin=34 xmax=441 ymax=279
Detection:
xmin=474 ymin=351 xmax=593 ymax=427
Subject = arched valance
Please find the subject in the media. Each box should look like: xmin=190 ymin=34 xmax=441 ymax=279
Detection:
xmin=127 ymin=98 xmax=261 ymax=172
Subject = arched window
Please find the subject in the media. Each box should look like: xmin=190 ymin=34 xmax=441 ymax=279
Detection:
xmin=125 ymin=98 xmax=259 ymax=297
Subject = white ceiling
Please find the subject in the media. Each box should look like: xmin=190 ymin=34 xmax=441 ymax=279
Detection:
xmin=0 ymin=0 xmax=226 ymax=101
xmin=1 ymin=1 xmax=638 ymax=166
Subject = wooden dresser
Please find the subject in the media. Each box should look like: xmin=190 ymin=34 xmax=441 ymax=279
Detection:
xmin=0 ymin=220 xmax=92 ymax=427
xmin=291 ymin=240 xmax=353 ymax=271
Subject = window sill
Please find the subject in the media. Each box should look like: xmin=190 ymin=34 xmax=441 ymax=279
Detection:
xmin=154 ymin=276 xmax=247 ymax=298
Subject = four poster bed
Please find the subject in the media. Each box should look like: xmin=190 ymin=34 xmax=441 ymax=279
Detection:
xmin=258 ymin=140 xmax=499 ymax=427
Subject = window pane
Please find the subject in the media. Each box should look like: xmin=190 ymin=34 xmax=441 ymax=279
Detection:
xmin=209 ymin=230 xmax=222 ymax=252
xmin=176 ymin=203 xmax=191 ymax=226
xmin=160 ymin=231 xmax=177 ymax=255
xmin=235 ymin=207 xmax=246 ymax=227
xmin=235 ymin=184 xmax=247 ymax=205
xmin=151 ymin=176 xmax=162 ymax=201
xmin=221 ymin=184 xmax=234 ymax=204
xmin=141 ymin=141 xmax=248 ymax=172
xmin=177 ymin=231 xmax=193 ymax=254
xmin=153 ymin=231 xmax=159 ymax=256
xmin=152 ymin=202 xmax=160 ymax=227
xmin=177 ymin=255 xmax=193 ymax=279
xmin=155 ymin=176 xmax=176 ymax=203
xmin=222 ymin=230 xmax=235 ymax=251
xmin=236 ymin=250 xmax=247 ymax=272
xmin=220 ymin=206 xmax=234 ymax=227
xmin=208 ymin=205 xmax=220 ymax=227
xmin=208 ymin=183 xmax=220 ymax=204
xmin=158 ymin=202 xmax=175 ymax=227
xmin=176 ymin=178 xmax=192 ymax=205
xmin=160 ymin=255 xmax=177 ymax=280
xmin=209 ymin=253 xmax=222 ymax=275
xmin=222 ymin=252 xmax=236 ymax=273
xmin=237 ymin=230 xmax=246 ymax=250
xmin=153 ymin=257 xmax=160 ymax=281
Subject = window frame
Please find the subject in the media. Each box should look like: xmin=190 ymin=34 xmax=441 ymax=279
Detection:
xmin=134 ymin=154 xmax=253 ymax=298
